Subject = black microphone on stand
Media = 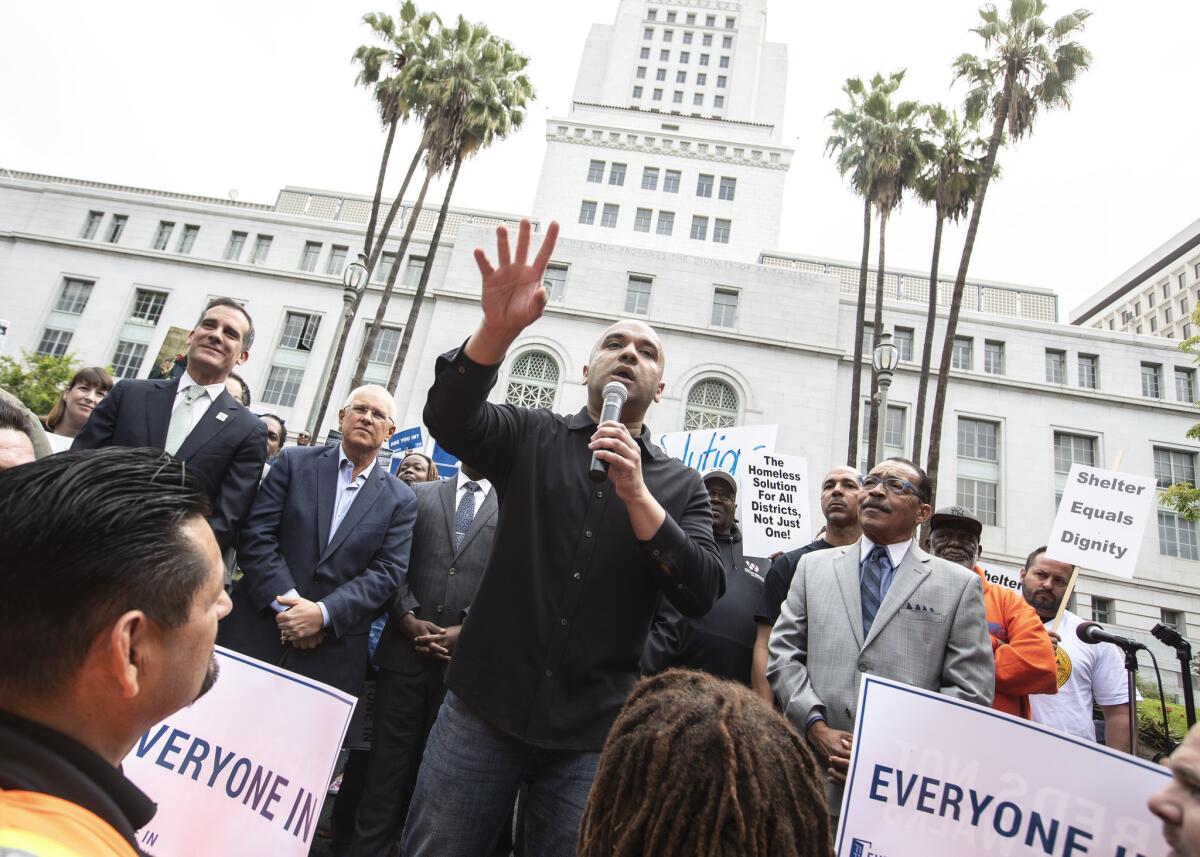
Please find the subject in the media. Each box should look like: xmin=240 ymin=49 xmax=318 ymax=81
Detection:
xmin=1076 ymin=621 xmax=1146 ymax=652
xmin=1152 ymin=622 xmax=1197 ymax=728
xmin=589 ymin=381 xmax=629 ymax=483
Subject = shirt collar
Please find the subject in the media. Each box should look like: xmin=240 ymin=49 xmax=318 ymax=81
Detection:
xmin=337 ymin=445 xmax=375 ymax=483
xmin=457 ymin=470 xmax=491 ymax=497
xmin=859 ymin=534 xmax=911 ymax=569
xmin=178 ymin=370 xmax=228 ymax=402
xmin=566 ymin=407 xmax=668 ymax=461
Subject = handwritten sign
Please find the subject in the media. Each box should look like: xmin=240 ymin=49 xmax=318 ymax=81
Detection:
xmin=1047 ymin=465 xmax=1157 ymax=579
xmin=655 ymin=424 xmax=777 ymax=477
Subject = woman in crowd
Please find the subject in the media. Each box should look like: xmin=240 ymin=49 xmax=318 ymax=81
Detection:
xmin=41 ymin=367 xmax=113 ymax=451
xmin=397 ymin=450 xmax=439 ymax=486
xmin=578 ymin=669 xmax=833 ymax=857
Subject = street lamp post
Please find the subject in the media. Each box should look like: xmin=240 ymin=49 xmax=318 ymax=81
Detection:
xmin=871 ymin=328 xmax=900 ymax=468
xmin=307 ymin=254 xmax=369 ymax=439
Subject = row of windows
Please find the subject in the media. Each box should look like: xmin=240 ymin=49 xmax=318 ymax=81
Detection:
xmin=643 ymin=27 xmax=734 ymax=49
xmin=636 ymin=45 xmax=731 ymax=68
xmin=1142 ymin=362 xmax=1196 ymax=402
xmin=79 ymin=210 xmax=127 ymax=243
xmin=51 ymin=278 xmax=168 ymax=326
xmin=631 ymin=86 xmax=726 ymax=108
xmin=151 ymin=221 xmax=200 ymax=254
xmin=637 ymin=64 xmax=728 ymax=83
xmin=645 ymin=9 xmax=736 ymax=29
xmin=1102 ymin=262 xmax=1200 ymax=333
xmin=1087 ymin=598 xmax=1186 ymax=637
xmin=578 ymin=201 xmax=731 ymax=243
xmin=541 ymin=266 xmax=739 ymax=329
xmin=585 ymin=161 xmax=736 ymax=200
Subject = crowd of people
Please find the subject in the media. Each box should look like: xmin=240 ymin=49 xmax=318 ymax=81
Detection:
xmin=0 ymin=219 xmax=1196 ymax=857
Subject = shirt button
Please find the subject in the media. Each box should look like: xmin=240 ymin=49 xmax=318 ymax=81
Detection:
xmin=677 ymin=584 xmax=685 ymax=591
xmin=858 ymin=662 xmax=868 ymax=672
xmin=595 ymin=490 xmax=604 ymax=498
xmin=457 ymin=366 xmax=466 ymax=374
xmin=435 ymin=605 xmax=444 ymax=614
xmin=652 ymin=549 xmax=661 ymax=557
xmin=573 ymin=572 xmax=581 ymax=580
xmin=585 ymin=530 xmax=593 ymax=538
xmin=448 ymin=568 xmax=456 ymax=575
xmin=560 ymin=618 xmax=568 ymax=626
xmin=545 ymin=669 xmax=553 ymax=678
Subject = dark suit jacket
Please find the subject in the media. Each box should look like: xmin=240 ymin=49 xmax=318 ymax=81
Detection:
xmin=218 ymin=445 xmax=417 ymax=696
xmin=373 ymin=477 xmax=498 ymax=675
xmin=71 ymin=378 xmax=267 ymax=552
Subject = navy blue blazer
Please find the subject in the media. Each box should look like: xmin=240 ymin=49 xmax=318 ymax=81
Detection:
xmin=72 ymin=378 xmax=267 ymax=552
xmin=218 ymin=444 xmax=417 ymax=695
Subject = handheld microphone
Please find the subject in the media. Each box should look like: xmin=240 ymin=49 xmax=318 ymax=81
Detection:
xmin=1076 ymin=621 xmax=1146 ymax=652
xmin=588 ymin=381 xmax=629 ymax=483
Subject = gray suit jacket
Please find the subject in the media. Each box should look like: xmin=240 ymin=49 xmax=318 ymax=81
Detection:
xmin=373 ymin=477 xmax=498 ymax=675
xmin=767 ymin=539 xmax=994 ymax=741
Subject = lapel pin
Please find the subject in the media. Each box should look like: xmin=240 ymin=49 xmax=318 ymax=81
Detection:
xmin=216 ymin=412 xmax=229 ymax=422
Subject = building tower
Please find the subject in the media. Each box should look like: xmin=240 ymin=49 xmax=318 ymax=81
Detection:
xmin=532 ymin=0 xmax=792 ymax=262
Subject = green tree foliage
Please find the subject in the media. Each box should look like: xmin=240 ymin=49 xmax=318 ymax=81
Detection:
xmin=0 ymin=350 xmax=82 ymax=416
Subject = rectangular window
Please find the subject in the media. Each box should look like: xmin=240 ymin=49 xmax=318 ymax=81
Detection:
xmin=250 ymin=234 xmax=272 ymax=264
xmin=656 ymin=68 xmax=667 ymax=81
xmin=172 ymin=224 xmax=198 ymax=255
xmin=1165 ymin=307 xmax=1174 ymax=324
xmin=655 ymin=211 xmax=675 ymax=235
xmin=663 ymin=29 xmax=673 ymax=42
xmin=262 ymin=366 xmax=305 ymax=407
xmin=689 ymin=215 xmax=708 ymax=240
xmin=579 ymin=201 xmax=597 ymax=225
xmin=105 ymin=215 xmax=127 ymax=243
xmin=718 ymin=176 xmax=736 ymax=201
xmin=711 ymin=288 xmax=738 ymax=327
xmin=706 ymin=14 xmax=716 ymax=26
xmin=725 ymin=16 xmax=736 ymax=28
xmin=81 ymin=210 xmax=104 ymax=240
xmin=587 ymin=160 xmax=605 ymax=183
xmin=672 ymin=91 xmax=683 ymax=104
xmin=717 ymin=75 xmax=727 ymax=87
xmin=700 ymin=54 xmax=709 ymax=66
xmin=636 ymin=66 xmax=646 ymax=79
xmin=36 ymin=328 xmax=72 ymax=357
xmin=722 ymin=35 xmax=733 ymax=48
xmin=1160 ymin=511 xmax=1200 ymax=560
xmin=279 ymin=311 xmax=321 ymax=351
xmin=666 ymin=11 xmax=675 ymax=22
xmin=693 ymin=93 xmax=704 ymax=106
xmin=894 ymin=327 xmax=914 ymax=362
xmin=676 ymin=70 xmax=686 ymax=83
xmin=643 ymin=27 xmax=653 ymax=39
xmin=959 ymin=418 xmax=998 ymax=461
xmin=659 ymin=49 xmax=669 ymax=61
xmin=609 ymin=163 xmax=626 ymax=186
xmin=1142 ymin=362 xmax=1162 ymax=398
xmin=326 ymin=245 xmax=348 ymax=276
xmin=152 ymin=220 xmax=175 ymax=251
xmin=1151 ymin=317 xmax=1159 ymax=333
xmin=1156 ymin=447 xmax=1197 ymax=489
xmin=713 ymin=95 xmax=724 ymax=108
xmin=983 ymin=340 xmax=1005 ymax=375
xmin=862 ymin=323 xmax=876 ymax=353
xmin=1045 ymin=349 xmax=1066 ymax=384
xmin=543 ymin=264 xmax=568 ymax=302
xmin=712 ymin=218 xmax=731 ymax=244
xmin=55 ymin=278 xmax=93 ymax=314
xmin=1165 ymin=282 xmax=1172 ymax=299
xmin=361 ymin=323 xmax=403 ymax=366
xmin=601 ymin=204 xmax=619 ymax=228
xmin=110 ymin=341 xmax=148 ymax=380
xmin=652 ymin=88 xmax=663 ymax=101
xmin=683 ymin=31 xmax=692 ymax=44
xmin=696 ymin=174 xmax=714 ymax=197
xmin=663 ymin=170 xmax=681 ymax=193
xmin=642 ymin=167 xmax=660 ymax=190
xmin=640 ymin=46 xmax=650 ymax=59
xmin=719 ymin=55 xmax=730 ymax=68
xmin=697 ymin=72 xmax=707 ymax=85
xmin=403 ymin=256 xmax=427 ymax=287
xmin=703 ymin=33 xmax=712 ymax=46
xmin=298 ymin=241 xmax=322 ymax=272
xmin=1078 ymin=354 xmax=1098 ymax=389
xmin=632 ymin=86 xmax=643 ymax=98
xmin=957 ymin=478 xmax=998 ymax=526
xmin=634 ymin=208 xmax=653 ymax=233
xmin=1162 ymin=608 xmax=1186 ymax=635
xmin=951 ymin=336 xmax=972 ymax=370
xmin=1091 ymin=597 xmax=1113 ymax=624
xmin=1054 ymin=432 xmax=1096 ymax=474
xmin=375 ymin=251 xmax=397 ymax=283
xmin=130 ymin=288 xmax=168 ymax=324
xmin=647 ymin=9 xmax=656 ymax=21
xmin=1176 ymin=367 xmax=1196 ymax=402
xmin=686 ymin=13 xmax=695 ymax=24
xmin=224 ymin=231 xmax=247 ymax=261
xmin=625 ymin=275 xmax=652 ymax=315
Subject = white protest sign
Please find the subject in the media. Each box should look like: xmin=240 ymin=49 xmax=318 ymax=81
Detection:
xmin=836 ymin=675 xmax=1170 ymax=857
xmin=1047 ymin=464 xmax=1157 ymax=579
xmin=655 ymin=423 xmax=777 ymax=478
xmin=739 ymin=449 xmax=811 ymax=557
xmin=123 ymin=647 xmax=356 ymax=856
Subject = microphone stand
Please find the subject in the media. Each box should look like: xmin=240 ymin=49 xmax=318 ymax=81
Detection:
xmin=1123 ymin=647 xmax=1138 ymax=758
xmin=1152 ymin=622 xmax=1196 ymax=728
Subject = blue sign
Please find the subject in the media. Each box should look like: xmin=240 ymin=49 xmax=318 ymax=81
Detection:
xmin=387 ymin=426 xmax=423 ymax=452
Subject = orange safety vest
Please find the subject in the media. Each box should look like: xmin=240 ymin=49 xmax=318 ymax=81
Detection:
xmin=0 ymin=789 xmax=138 ymax=857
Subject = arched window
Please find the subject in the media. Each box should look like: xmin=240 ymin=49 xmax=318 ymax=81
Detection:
xmin=684 ymin=378 xmax=738 ymax=429
xmin=505 ymin=350 xmax=560 ymax=410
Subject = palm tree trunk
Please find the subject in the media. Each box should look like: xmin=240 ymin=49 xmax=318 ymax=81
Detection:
xmin=911 ymin=209 xmax=945 ymax=464
xmin=386 ymin=155 xmax=462 ymax=395
xmin=866 ymin=208 xmax=889 ymax=467
xmin=365 ymin=146 xmax=425 ymax=276
xmin=846 ymin=196 xmax=872 ymax=467
xmin=363 ymin=119 xmax=398 ymax=262
xmin=351 ymin=168 xmax=434 ymax=388
xmin=924 ymin=75 xmax=1011 ymax=507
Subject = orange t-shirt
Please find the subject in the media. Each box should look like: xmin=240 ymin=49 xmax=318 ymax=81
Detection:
xmin=974 ymin=566 xmax=1059 ymax=718
xmin=0 ymin=788 xmax=138 ymax=857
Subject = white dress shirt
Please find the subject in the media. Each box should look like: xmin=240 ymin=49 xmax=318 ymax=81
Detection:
xmin=455 ymin=471 xmax=492 ymax=523
xmin=172 ymin=370 xmax=228 ymax=434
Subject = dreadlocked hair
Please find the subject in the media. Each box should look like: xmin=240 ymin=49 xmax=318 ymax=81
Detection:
xmin=578 ymin=668 xmax=832 ymax=857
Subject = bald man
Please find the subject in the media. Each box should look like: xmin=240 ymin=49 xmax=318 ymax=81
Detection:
xmin=218 ymin=385 xmax=417 ymax=697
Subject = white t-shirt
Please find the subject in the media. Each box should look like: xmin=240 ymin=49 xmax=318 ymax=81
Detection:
xmin=1028 ymin=609 xmax=1129 ymax=741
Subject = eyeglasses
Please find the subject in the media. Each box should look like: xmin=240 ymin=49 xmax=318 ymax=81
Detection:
xmin=860 ymin=474 xmax=920 ymax=498
xmin=347 ymin=404 xmax=389 ymax=423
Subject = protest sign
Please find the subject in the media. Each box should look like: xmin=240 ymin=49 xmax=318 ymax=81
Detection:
xmin=655 ymin=423 xmax=777 ymax=477
xmin=739 ymin=449 xmax=811 ymax=557
xmin=1046 ymin=464 xmax=1157 ymax=579
xmin=388 ymin=425 xmax=423 ymax=452
xmin=836 ymin=675 xmax=1170 ymax=857
xmin=123 ymin=647 xmax=356 ymax=857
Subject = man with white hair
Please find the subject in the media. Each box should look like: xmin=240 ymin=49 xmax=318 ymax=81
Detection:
xmin=218 ymin=385 xmax=417 ymax=697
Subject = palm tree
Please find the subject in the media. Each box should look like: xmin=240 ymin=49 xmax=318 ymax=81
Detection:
xmin=910 ymin=106 xmax=986 ymax=464
xmin=384 ymin=21 xmax=534 ymax=394
xmin=924 ymin=0 xmax=1091 ymax=506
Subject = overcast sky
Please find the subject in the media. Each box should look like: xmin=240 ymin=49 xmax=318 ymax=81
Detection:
xmin=3 ymin=0 xmax=1196 ymax=316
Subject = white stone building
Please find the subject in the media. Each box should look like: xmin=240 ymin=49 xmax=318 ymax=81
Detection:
xmin=2 ymin=0 xmax=1198 ymax=704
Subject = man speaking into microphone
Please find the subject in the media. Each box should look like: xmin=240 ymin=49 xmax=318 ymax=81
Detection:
xmin=400 ymin=220 xmax=724 ymax=857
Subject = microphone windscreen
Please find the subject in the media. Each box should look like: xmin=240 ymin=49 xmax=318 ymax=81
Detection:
xmin=1075 ymin=621 xmax=1098 ymax=644
xmin=602 ymin=380 xmax=629 ymax=404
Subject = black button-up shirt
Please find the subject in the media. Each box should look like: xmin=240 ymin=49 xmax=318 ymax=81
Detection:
xmin=423 ymin=344 xmax=725 ymax=749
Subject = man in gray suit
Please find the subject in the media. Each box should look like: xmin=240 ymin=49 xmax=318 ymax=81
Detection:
xmin=351 ymin=463 xmax=499 ymax=857
xmin=768 ymin=457 xmax=993 ymax=811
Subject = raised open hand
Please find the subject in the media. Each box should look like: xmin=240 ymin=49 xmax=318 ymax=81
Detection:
xmin=473 ymin=219 xmax=559 ymax=340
